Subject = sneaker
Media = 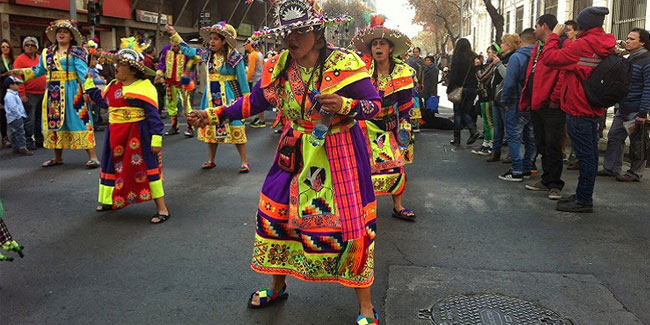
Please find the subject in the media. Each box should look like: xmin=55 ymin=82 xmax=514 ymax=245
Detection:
xmin=548 ymin=188 xmax=562 ymax=200
xmin=525 ymin=181 xmax=549 ymax=191
xmin=556 ymin=198 xmax=593 ymax=213
xmin=466 ymin=132 xmax=480 ymax=145
xmin=616 ymin=174 xmax=640 ymax=182
xmin=477 ymin=146 xmax=491 ymax=156
xmin=164 ymin=127 xmax=180 ymax=136
xmin=559 ymin=194 xmax=576 ymax=203
xmin=486 ymin=151 xmax=501 ymax=162
xmin=184 ymin=129 xmax=195 ymax=137
xmin=498 ymin=170 xmax=524 ymax=182
xmin=250 ymin=118 xmax=266 ymax=128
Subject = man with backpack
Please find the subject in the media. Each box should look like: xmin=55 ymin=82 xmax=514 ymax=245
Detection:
xmin=521 ymin=14 xmax=566 ymax=200
xmin=543 ymin=7 xmax=617 ymax=213
xmin=599 ymin=28 xmax=650 ymax=182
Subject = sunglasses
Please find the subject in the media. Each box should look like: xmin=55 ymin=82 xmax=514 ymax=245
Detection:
xmin=24 ymin=44 xmax=37 ymax=48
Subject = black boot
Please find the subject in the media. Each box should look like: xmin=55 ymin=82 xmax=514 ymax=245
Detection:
xmin=466 ymin=126 xmax=480 ymax=145
xmin=450 ymin=129 xmax=461 ymax=146
xmin=486 ymin=151 xmax=501 ymax=162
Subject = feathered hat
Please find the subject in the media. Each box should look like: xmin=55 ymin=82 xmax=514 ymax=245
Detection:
xmin=200 ymin=21 xmax=238 ymax=49
xmin=103 ymin=37 xmax=155 ymax=76
xmin=46 ymin=19 xmax=84 ymax=45
xmin=250 ymin=0 xmax=352 ymax=42
xmin=351 ymin=14 xmax=412 ymax=58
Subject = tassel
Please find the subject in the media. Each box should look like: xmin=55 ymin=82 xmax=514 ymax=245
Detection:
xmin=336 ymin=237 xmax=368 ymax=276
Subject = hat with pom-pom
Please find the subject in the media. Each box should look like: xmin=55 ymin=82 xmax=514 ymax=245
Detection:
xmin=351 ymin=14 xmax=412 ymax=58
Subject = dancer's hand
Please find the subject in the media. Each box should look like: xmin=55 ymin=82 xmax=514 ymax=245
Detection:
xmin=315 ymin=94 xmax=343 ymax=113
xmin=165 ymin=25 xmax=176 ymax=35
xmin=186 ymin=110 xmax=209 ymax=128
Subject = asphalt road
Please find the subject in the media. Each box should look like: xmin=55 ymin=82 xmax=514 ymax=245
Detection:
xmin=1 ymin=111 xmax=649 ymax=324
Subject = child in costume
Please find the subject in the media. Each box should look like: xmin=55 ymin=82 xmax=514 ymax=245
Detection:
xmin=12 ymin=19 xmax=100 ymax=168
xmin=0 ymin=200 xmax=25 ymax=262
xmin=165 ymin=22 xmax=251 ymax=172
xmin=155 ymin=40 xmax=195 ymax=137
xmin=185 ymin=1 xmax=384 ymax=323
xmin=86 ymin=38 xmax=170 ymax=224
xmin=351 ymin=15 xmax=417 ymax=221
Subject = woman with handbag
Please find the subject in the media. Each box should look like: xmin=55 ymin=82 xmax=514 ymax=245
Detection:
xmin=186 ymin=1 xmax=384 ymax=323
xmin=12 ymin=20 xmax=99 ymax=168
xmin=351 ymin=15 xmax=417 ymax=221
xmin=446 ymin=38 xmax=480 ymax=146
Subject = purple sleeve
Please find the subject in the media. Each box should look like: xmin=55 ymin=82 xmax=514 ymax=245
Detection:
xmin=224 ymin=80 xmax=272 ymax=121
xmin=129 ymin=99 xmax=164 ymax=136
xmin=86 ymin=87 xmax=108 ymax=110
xmin=336 ymin=77 xmax=382 ymax=120
xmin=395 ymin=88 xmax=415 ymax=119
xmin=157 ymin=48 xmax=167 ymax=72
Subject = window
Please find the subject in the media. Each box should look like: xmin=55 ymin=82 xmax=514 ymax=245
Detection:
xmin=572 ymin=0 xmax=593 ymax=19
xmin=506 ymin=11 xmax=511 ymax=34
xmin=544 ymin=0 xmax=558 ymax=15
xmin=612 ymin=0 xmax=647 ymax=40
xmin=515 ymin=6 xmax=524 ymax=33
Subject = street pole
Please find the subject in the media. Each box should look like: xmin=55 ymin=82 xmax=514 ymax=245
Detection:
xmin=70 ymin=0 xmax=77 ymax=20
xmin=155 ymin=0 xmax=162 ymax=51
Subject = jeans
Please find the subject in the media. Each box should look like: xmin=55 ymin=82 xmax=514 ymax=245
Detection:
xmin=491 ymin=102 xmax=506 ymax=152
xmin=8 ymin=118 xmax=26 ymax=150
xmin=506 ymin=107 xmax=536 ymax=175
xmin=532 ymin=107 xmax=566 ymax=189
xmin=603 ymin=111 xmax=646 ymax=179
xmin=453 ymin=89 xmax=477 ymax=135
xmin=25 ymin=93 xmax=44 ymax=145
xmin=567 ymin=114 xmax=600 ymax=204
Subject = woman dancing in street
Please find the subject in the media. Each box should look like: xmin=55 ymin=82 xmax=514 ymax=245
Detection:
xmin=12 ymin=20 xmax=99 ymax=168
xmin=85 ymin=38 xmax=170 ymax=224
xmin=186 ymin=1 xmax=383 ymax=323
xmin=165 ymin=23 xmax=251 ymax=172
xmin=352 ymin=15 xmax=417 ymax=221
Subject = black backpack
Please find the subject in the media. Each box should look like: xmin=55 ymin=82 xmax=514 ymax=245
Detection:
xmin=582 ymin=53 xmax=632 ymax=108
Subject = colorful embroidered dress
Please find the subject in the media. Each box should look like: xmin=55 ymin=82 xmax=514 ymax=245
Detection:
xmin=85 ymin=79 xmax=165 ymax=209
xmin=360 ymin=57 xmax=416 ymax=196
xmin=171 ymin=33 xmax=250 ymax=144
xmin=21 ymin=46 xmax=94 ymax=149
xmin=205 ymin=48 xmax=381 ymax=287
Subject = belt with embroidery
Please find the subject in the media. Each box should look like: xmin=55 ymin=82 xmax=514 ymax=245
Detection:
xmin=109 ymin=106 xmax=146 ymax=124
xmin=291 ymin=117 xmax=356 ymax=135
xmin=47 ymin=71 xmax=78 ymax=82
xmin=209 ymin=74 xmax=236 ymax=82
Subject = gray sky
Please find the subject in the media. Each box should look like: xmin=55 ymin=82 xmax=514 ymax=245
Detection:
xmin=376 ymin=0 xmax=423 ymax=38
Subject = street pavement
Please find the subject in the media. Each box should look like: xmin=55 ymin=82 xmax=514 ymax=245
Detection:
xmin=1 ymin=107 xmax=650 ymax=324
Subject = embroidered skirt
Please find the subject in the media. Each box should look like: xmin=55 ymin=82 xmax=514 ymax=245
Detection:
xmin=359 ymin=120 xmax=407 ymax=196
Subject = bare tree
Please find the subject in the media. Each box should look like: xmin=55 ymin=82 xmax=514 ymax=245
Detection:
xmin=482 ymin=0 xmax=504 ymax=42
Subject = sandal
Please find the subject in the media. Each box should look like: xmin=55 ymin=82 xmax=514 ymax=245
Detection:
xmin=42 ymin=159 xmax=64 ymax=167
xmin=150 ymin=213 xmax=170 ymax=224
xmin=239 ymin=164 xmax=250 ymax=173
xmin=247 ymin=283 xmax=288 ymax=309
xmin=96 ymin=204 xmax=113 ymax=212
xmin=202 ymin=161 xmax=216 ymax=169
xmin=356 ymin=308 xmax=379 ymax=325
xmin=86 ymin=160 xmax=100 ymax=169
xmin=392 ymin=208 xmax=416 ymax=221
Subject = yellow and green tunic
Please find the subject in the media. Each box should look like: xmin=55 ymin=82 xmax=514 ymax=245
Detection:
xmin=20 ymin=46 xmax=95 ymax=149
xmin=155 ymin=44 xmax=194 ymax=118
xmin=85 ymin=79 xmax=165 ymax=209
xmin=206 ymin=48 xmax=382 ymax=287
xmin=360 ymin=57 xmax=416 ymax=196
xmin=171 ymin=33 xmax=250 ymax=144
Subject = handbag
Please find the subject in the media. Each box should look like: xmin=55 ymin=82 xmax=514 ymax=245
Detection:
xmin=278 ymin=134 xmax=303 ymax=174
xmin=448 ymin=65 xmax=472 ymax=105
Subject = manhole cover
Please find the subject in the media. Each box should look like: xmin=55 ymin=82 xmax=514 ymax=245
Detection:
xmin=417 ymin=294 xmax=574 ymax=325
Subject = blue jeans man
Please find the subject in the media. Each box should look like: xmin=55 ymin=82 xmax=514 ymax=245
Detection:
xmin=499 ymin=106 xmax=536 ymax=181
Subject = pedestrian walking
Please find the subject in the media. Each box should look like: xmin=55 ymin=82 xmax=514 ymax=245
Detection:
xmin=543 ymin=7 xmax=617 ymax=213
xmin=521 ymin=14 xmax=566 ymax=200
xmin=186 ymin=1 xmax=382 ymax=322
xmin=351 ymin=15 xmax=417 ymax=221
xmin=498 ymin=29 xmax=537 ymax=182
xmin=165 ymin=23 xmax=251 ymax=172
xmin=599 ymin=28 xmax=650 ymax=182
xmin=13 ymin=36 xmax=45 ymax=150
xmin=447 ymin=38 xmax=480 ymax=146
xmin=11 ymin=20 xmax=99 ymax=168
xmin=487 ymin=40 xmax=515 ymax=162
xmin=86 ymin=38 xmax=169 ymax=223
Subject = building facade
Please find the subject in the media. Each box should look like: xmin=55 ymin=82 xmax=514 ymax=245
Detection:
xmin=461 ymin=0 xmax=650 ymax=55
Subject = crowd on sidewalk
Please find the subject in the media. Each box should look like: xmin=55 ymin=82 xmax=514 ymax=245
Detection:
xmin=444 ymin=6 xmax=650 ymax=213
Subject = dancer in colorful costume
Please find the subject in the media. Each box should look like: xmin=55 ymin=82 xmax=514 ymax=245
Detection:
xmin=155 ymin=39 xmax=195 ymax=137
xmin=186 ymin=1 xmax=382 ymax=323
xmin=165 ymin=22 xmax=251 ymax=171
xmin=0 ymin=200 xmax=25 ymax=262
xmin=352 ymin=15 xmax=417 ymax=221
xmin=86 ymin=38 xmax=170 ymax=224
xmin=12 ymin=20 xmax=99 ymax=168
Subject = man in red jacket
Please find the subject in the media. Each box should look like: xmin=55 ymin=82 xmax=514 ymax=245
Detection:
xmin=13 ymin=36 xmax=45 ymax=149
xmin=521 ymin=14 xmax=566 ymax=201
xmin=543 ymin=7 xmax=616 ymax=213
